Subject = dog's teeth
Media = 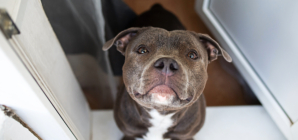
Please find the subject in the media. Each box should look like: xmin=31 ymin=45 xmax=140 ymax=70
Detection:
xmin=157 ymin=94 xmax=167 ymax=101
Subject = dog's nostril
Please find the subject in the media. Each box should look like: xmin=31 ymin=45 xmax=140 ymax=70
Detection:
xmin=154 ymin=61 xmax=164 ymax=69
xmin=170 ymin=63 xmax=178 ymax=71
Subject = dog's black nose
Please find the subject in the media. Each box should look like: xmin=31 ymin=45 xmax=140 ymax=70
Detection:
xmin=154 ymin=58 xmax=178 ymax=76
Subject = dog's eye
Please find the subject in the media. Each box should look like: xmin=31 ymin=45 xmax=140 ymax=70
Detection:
xmin=187 ymin=51 xmax=198 ymax=60
xmin=137 ymin=46 xmax=149 ymax=54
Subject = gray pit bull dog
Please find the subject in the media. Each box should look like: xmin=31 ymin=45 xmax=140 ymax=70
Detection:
xmin=103 ymin=4 xmax=232 ymax=140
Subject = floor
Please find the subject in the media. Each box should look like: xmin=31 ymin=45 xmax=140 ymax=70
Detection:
xmin=123 ymin=0 xmax=253 ymax=106
xmin=91 ymin=106 xmax=285 ymax=140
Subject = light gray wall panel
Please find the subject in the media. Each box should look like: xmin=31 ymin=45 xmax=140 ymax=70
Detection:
xmin=209 ymin=0 xmax=298 ymax=122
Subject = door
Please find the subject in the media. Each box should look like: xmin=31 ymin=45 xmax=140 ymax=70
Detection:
xmin=195 ymin=0 xmax=298 ymax=139
xmin=0 ymin=0 xmax=91 ymax=139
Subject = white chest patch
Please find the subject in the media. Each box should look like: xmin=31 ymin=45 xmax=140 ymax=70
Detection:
xmin=143 ymin=109 xmax=174 ymax=140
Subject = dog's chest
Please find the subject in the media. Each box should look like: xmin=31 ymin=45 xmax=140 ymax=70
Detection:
xmin=143 ymin=109 xmax=174 ymax=140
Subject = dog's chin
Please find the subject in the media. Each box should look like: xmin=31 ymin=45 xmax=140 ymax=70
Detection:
xmin=149 ymin=85 xmax=176 ymax=105
xmin=132 ymin=85 xmax=190 ymax=110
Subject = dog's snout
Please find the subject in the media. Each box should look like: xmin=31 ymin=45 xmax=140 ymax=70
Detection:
xmin=154 ymin=58 xmax=178 ymax=76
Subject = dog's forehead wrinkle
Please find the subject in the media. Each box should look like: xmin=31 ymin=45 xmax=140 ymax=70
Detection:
xmin=171 ymin=35 xmax=180 ymax=46
xmin=138 ymin=30 xmax=199 ymax=53
xmin=169 ymin=33 xmax=197 ymax=52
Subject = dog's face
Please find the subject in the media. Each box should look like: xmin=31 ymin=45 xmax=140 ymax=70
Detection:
xmin=103 ymin=27 xmax=231 ymax=111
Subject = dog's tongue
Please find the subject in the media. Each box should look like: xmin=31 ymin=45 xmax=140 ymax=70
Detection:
xmin=149 ymin=85 xmax=175 ymax=101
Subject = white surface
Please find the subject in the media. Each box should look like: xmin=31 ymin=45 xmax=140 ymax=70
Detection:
xmin=0 ymin=0 xmax=92 ymax=139
xmin=91 ymin=106 xmax=285 ymax=140
xmin=194 ymin=0 xmax=293 ymax=139
xmin=291 ymin=121 xmax=298 ymax=140
xmin=0 ymin=27 xmax=73 ymax=139
xmin=0 ymin=0 xmax=21 ymax=20
xmin=91 ymin=111 xmax=123 ymax=140
xmin=208 ymin=0 xmax=298 ymax=125
xmin=0 ymin=0 xmax=28 ymax=27
xmin=0 ymin=108 xmax=38 ymax=140
xmin=8 ymin=0 xmax=91 ymax=139
xmin=195 ymin=106 xmax=285 ymax=140
xmin=144 ymin=109 xmax=174 ymax=140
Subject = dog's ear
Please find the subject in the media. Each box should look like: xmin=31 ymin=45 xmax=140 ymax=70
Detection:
xmin=195 ymin=33 xmax=232 ymax=63
xmin=103 ymin=27 xmax=142 ymax=55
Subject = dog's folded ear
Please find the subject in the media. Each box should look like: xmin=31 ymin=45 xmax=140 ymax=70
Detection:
xmin=194 ymin=33 xmax=232 ymax=63
xmin=103 ymin=27 xmax=142 ymax=55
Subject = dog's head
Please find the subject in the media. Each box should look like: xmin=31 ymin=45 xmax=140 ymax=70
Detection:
xmin=103 ymin=27 xmax=232 ymax=111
